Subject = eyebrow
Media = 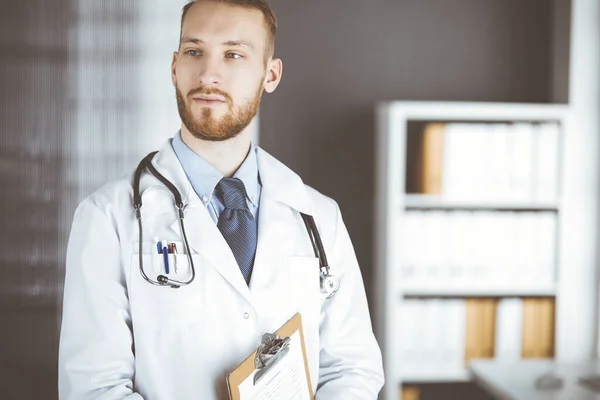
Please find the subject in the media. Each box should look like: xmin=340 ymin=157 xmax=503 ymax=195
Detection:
xmin=181 ymin=37 xmax=254 ymax=51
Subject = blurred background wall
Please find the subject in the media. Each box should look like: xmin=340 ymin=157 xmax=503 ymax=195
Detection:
xmin=0 ymin=1 xmax=75 ymax=398
xmin=0 ymin=0 xmax=574 ymax=399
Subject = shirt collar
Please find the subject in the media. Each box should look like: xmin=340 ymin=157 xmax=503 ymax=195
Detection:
xmin=171 ymin=131 xmax=260 ymax=206
xmin=233 ymin=141 xmax=260 ymax=206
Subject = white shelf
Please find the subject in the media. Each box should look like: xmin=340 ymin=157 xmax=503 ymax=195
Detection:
xmin=380 ymin=101 xmax=569 ymax=121
xmin=402 ymin=194 xmax=560 ymax=211
xmin=400 ymin=286 xmax=557 ymax=298
xmin=373 ymin=101 xmax=576 ymax=400
xmin=401 ymin=370 xmax=470 ymax=383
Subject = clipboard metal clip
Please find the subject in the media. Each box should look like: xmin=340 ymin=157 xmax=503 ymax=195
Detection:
xmin=253 ymin=333 xmax=291 ymax=385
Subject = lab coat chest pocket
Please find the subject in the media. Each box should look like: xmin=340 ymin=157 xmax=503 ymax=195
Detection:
xmin=129 ymin=252 xmax=204 ymax=325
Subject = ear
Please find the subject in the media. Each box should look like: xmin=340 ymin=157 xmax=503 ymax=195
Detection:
xmin=171 ymin=51 xmax=179 ymax=87
xmin=263 ymin=58 xmax=283 ymax=93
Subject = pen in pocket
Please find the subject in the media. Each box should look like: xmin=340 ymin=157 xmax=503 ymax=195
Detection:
xmin=171 ymin=243 xmax=178 ymax=274
xmin=161 ymin=240 xmax=169 ymax=274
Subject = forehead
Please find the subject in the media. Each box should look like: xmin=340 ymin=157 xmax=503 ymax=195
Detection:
xmin=182 ymin=1 xmax=267 ymax=46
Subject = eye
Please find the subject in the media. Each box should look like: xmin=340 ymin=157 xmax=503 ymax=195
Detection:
xmin=225 ymin=53 xmax=243 ymax=60
xmin=185 ymin=49 xmax=201 ymax=57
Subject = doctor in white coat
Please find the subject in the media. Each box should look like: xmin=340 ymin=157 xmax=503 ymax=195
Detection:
xmin=58 ymin=0 xmax=384 ymax=399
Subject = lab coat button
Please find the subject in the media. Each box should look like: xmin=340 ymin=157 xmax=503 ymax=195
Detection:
xmin=243 ymin=312 xmax=250 ymax=319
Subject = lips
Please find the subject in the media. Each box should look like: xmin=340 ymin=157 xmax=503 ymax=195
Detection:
xmin=190 ymin=95 xmax=226 ymax=109
xmin=192 ymin=94 xmax=226 ymax=102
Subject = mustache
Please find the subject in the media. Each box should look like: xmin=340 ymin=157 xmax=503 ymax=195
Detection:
xmin=187 ymin=87 xmax=233 ymax=103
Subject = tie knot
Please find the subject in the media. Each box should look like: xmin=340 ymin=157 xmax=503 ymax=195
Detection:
xmin=215 ymin=178 xmax=249 ymax=210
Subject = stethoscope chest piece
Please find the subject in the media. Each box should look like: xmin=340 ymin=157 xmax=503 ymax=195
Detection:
xmin=321 ymin=273 xmax=340 ymax=299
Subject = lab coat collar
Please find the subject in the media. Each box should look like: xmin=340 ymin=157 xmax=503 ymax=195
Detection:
xmin=255 ymin=147 xmax=314 ymax=216
xmin=147 ymin=138 xmax=197 ymax=207
xmin=144 ymin=139 xmax=315 ymax=217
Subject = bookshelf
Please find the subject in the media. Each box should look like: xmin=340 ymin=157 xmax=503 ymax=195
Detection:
xmin=373 ymin=101 xmax=572 ymax=400
xmin=401 ymin=287 xmax=556 ymax=299
xmin=403 ymin=194 xmax=560 ymax=212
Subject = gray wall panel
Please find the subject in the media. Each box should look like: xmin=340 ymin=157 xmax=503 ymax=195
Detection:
xmin=0 ymin=1 xmax=75 ymax=399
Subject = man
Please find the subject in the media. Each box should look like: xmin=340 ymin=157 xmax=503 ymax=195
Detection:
xmin=58 ymin=0 xmax=384 ymax=399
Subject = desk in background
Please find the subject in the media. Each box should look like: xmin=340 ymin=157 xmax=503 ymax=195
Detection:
xmin=469 ymin=360 xmax=600 ymax=400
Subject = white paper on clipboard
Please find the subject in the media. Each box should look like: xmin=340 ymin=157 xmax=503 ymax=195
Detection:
xmin=237 ymin=329 xmax=311 ymax=400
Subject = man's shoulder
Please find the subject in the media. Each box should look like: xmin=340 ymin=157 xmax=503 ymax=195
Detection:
xmin=303 ymin=184 xmax=339 ymax=217
xmin=77 ymin=169 xmax=135 ymax=214
xmin=256 ymin=147 xmax=340 ymax=219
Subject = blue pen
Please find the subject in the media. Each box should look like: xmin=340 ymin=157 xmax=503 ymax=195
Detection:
xmin=151 ymin=237 xmax=161 ymax=273
xmin=161 ymin=240 xmax=170 ymax=274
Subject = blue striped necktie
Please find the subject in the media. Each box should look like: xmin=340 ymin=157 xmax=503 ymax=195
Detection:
xmin=215 ymin=178 xmax=257 ymax=284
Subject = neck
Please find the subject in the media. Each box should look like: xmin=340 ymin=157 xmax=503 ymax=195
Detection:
xmin=180 ymin=125 xmax=252 ymax=178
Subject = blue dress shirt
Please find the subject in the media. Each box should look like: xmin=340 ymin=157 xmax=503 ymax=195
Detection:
xmin=171 ymin=131 xmax=261 ymax=227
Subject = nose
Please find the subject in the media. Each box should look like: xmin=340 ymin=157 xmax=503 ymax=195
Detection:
xmin=195 ymin=54 xmax=222 ymax=87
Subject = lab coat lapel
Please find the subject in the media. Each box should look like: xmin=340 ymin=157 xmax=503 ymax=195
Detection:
xmin=250 ymin=148 xmax=315 ymax=291
xmin=250 ymin=194 xmax=297 ymax=292
xmin=255 ymin=148 xmax=314 ymax=217
xmin=143 ymin=140 xmax=195 ymax=208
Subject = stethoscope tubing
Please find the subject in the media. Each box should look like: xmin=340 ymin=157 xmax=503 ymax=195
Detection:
xmin=134 ymin=153 xmax=196 ymax=288
xmin=133 ymin=152 xmax=337 ymax=297
xmin=300 ymin=213 xmax=329 ymax=274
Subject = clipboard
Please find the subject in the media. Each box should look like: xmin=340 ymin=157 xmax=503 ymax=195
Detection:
xmin=227 ymin=313 xmax=314 ymax=400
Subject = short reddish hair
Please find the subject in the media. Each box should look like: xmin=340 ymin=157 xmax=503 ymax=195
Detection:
xmin=180 ymin=0 xmax=277 ymax=58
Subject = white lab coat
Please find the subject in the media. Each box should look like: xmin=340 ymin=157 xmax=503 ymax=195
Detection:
xmin=59 ymin=140 xmax=384 ymax=400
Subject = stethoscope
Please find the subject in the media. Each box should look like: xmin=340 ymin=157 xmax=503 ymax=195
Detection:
xmin=133 ymin=152 xmax=340 ymax=299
